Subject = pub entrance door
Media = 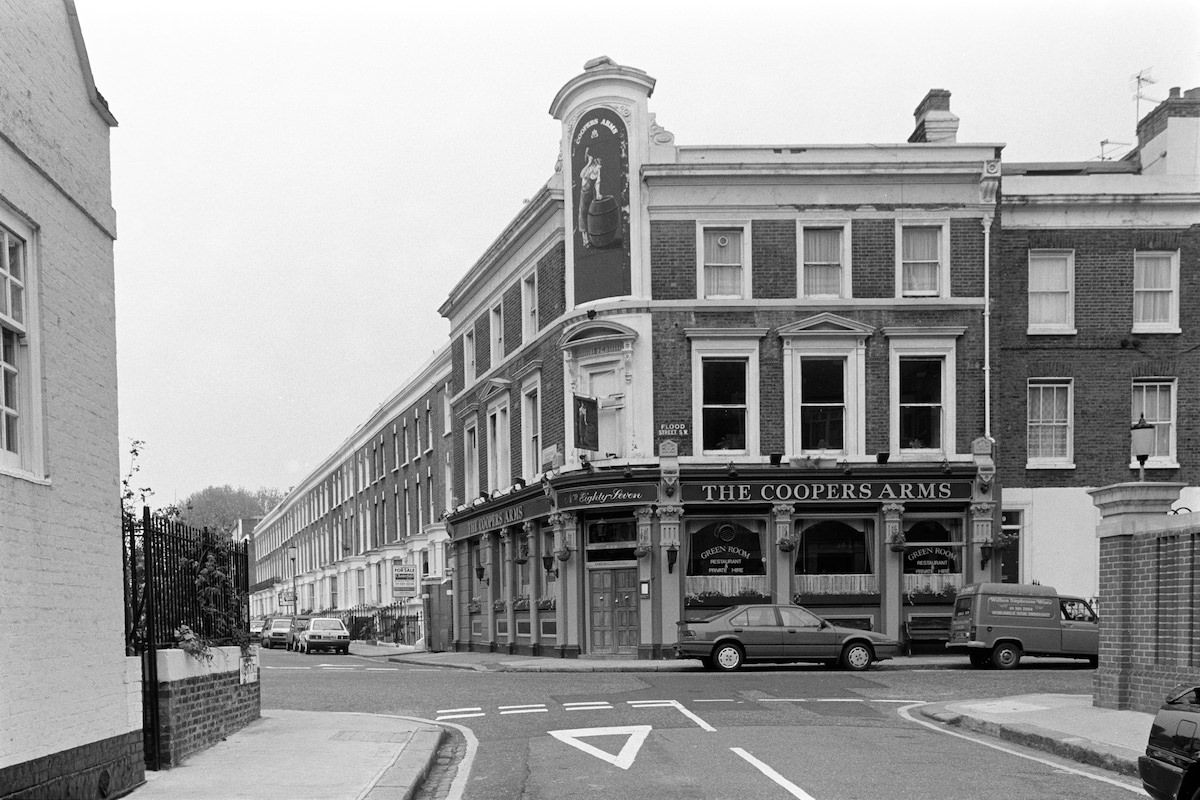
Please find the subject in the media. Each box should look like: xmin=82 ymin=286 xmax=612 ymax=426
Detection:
xmin=588 ymin=567 xmax=639 ymax=655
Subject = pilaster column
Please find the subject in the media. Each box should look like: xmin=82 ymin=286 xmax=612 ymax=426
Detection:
xmin=772 ymin=503 xmax=796 ymax=603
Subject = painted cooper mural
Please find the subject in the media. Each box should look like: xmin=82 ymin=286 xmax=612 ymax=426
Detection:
xmin=571 ymin=107 xmax=631 ymax=304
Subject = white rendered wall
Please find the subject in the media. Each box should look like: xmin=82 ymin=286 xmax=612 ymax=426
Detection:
xmin=0 ymin=0 xmax=127 ymax=769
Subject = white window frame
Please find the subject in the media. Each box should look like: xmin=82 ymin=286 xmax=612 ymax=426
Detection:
xmin=895 ymin=219 xmax=951 ymax=299
xmin=521 ymin=374 xmax=542 ymax=481
xmin=487 ymin=395 xmax=511 ymax=492
xmin=1026 ymin=378 xmax=1074 ymax=469
xmin=522 ymin=271 xmax=539 ymax=342
xmin=697 ymin=222 xmax=752 ymax=300
xmin=688 ymin=331 xmax=764 ymax=457
xmin=798 ymin=221 xmax=851 ymax=299
xmin=886 ymin=329 xmax=961 ymax=458
xmin=425 ymin=399 xmax=434 ymax=452
xmin=1133 ymin=250 xmax=1181 ymax=334
xmin=785 ymin=342 xmax=866 ymax=457
xmin=1027 ymin=249 xmax=1075 ymax=335
xmin=463 ymin=328 xmax=476 ymax=384
xmin=1131 ymin=378 xmax=1178 ymax=468
xmin=0 ymin=211 xmax=44 ymax=479
xmin=490 ymin=303 xmax=504 ymax=363
xmin=463 ymin=418 xmax=479 ymax=500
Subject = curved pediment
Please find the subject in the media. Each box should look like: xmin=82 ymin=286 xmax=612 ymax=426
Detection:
xmin=776 ymin=313 xmax=875 ymax=339
xmin=558 ymin=319 xmax=639 ymax=353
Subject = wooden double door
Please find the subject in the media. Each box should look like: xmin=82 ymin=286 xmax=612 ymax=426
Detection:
xmin=588 ymin=568 xmax=639 ymax=655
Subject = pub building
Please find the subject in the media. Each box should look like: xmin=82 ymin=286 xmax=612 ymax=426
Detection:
xmin=446 ymin=437 xmax=997 ymax=658
xmin=441 ymin=57 xmax=1003 ymax=658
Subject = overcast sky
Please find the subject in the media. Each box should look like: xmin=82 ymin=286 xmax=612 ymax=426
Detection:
xmin=73 ymin=0 xmax=1199 ymax=506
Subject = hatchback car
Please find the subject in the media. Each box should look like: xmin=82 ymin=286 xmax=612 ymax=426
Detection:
xmin=1139 ymin=683 xmax=1200 ymax=800
xmin=675 ymin=603 xmax=902 ymax=671
xmin=285 ymin=615 xmax=312 ymax=651
xmin=261 ymin=617 xmax=292 ymax=649
xmin=296 ymin=618 xmax=351 ymax=655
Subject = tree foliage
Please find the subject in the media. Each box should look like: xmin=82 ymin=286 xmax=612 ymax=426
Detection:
xmin=177 ymin=484 xmax=284 ymax=535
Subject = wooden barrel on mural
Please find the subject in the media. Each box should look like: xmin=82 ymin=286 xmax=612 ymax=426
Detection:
xmin=586 ymin=195 xmax=620 ymax=247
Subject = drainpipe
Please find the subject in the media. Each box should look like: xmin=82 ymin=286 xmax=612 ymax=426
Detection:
xmin=982 ymin=211 xmax=993 ymax=440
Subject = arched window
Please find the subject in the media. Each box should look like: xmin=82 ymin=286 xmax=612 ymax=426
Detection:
xmin=795 ymin=520 xmax=873 ymax=575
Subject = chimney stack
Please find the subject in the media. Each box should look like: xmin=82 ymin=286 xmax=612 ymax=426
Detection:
xmin=908 ymin=89 xmax=959 ymax=143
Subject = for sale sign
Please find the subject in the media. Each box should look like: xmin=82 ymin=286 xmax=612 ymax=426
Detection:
xmin=392 ymin=564 xmax=418 ymax=595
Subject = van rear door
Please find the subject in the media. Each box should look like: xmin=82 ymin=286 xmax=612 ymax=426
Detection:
xmin=948 ymin=595 xmax=972 ymax=645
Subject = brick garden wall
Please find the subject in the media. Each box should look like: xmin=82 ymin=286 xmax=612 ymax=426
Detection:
xmin=1092 ymin=488 xmax=1200 ymax=713
xmin=150 ymin=649 xmax=261 ymax=769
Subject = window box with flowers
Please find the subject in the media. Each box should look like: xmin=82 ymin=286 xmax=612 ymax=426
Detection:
xmin=536 ymin=596 xmax=556 ymax=611
xmin=492 ymin=599 xmax=507 ymax=612
xmin=512 ymin=595 xmax=530 ymax=611
xmin=467 ymin=597 xmax=481 ymax=614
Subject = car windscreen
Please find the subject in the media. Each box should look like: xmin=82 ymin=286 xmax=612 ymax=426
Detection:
xmin=310 ymin=620 xmax=346 ymax=631
xmin=271 ymin=620 xmax=291 ymax=630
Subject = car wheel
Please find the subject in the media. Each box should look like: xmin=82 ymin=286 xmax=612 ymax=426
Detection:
xmin=969 ymin=651 xmax=990 ymax=668
xmin=991 ymin=642 xmax=1021 ymax=670
xmin=712 ymin=642 xmax=744 ymax=671
xmin=840 ymin=642 xmax=874 ymax=671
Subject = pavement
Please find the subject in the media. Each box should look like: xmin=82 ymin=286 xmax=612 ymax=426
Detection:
xmin=124 ymin=642 xmax=1154 ymax=799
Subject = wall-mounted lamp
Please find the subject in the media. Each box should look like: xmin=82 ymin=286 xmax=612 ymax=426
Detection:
xmin=839 ymin=459 xmax=852 ymax=475
xmin=541 ymin=554 xmax=558 ymax=579
xmin=941 ymin=459 xmax=952 ymax=475
xmin=666 ymin=546 xmax=679 ymax=574
xmin=1131 ymin=414 xmax=1154 ymax=481
xmin=979 ymin=543 xmax=993 ymax=569
xmin=876 ymin=452 xmax=890 ymax=465
xmin=726 ymin=461 xmax=738 ymax=478
xmin=769 ymin=453 xmax=783 ymax=467
xmin=580 ymin=455 xmax=594 ymax=473
xmin=623 ymin=466 xmax=634 ymax=479
xmin=474 ymin=564 xmax=490 ymax=585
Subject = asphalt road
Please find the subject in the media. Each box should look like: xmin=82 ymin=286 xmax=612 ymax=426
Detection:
xmin=259 ymin=648 xmax=1147 ymax=799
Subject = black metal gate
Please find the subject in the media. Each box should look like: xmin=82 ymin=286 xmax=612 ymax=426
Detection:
xmin=123 ymin=507 xmax=249 ymax=769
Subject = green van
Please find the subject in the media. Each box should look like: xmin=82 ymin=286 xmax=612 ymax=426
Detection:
xmin=947 ymin=582 xmax=1099 ymax=669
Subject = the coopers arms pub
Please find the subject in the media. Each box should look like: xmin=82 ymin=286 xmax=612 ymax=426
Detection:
xmin=443 ymin=56 xmax=1000 ymax=659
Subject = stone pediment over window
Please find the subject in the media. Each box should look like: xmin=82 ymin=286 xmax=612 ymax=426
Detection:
xmin=559 ymin=320 xmax=639 ymax=362
xmin=777 ymin=313 xmax=875 ymax=342
xmin=476 ymin=377 xmax=512 ymax=404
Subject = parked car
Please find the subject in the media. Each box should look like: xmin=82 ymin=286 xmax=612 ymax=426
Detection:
xmin=296 ymin=618 xmax=351 ymax=655
xmin=249 ymin=618 xmax=265 ymax=636
xmin=946 ymin=582 xmax=1099 ymax=669
xmin=1140 ymin=684 xmax=1200 ymax=800
xmin=674 ymin=603 xmax=902 ymax=671
xmin=285 ymin=615 xmax=312 ymax=651
xmin=261 ymin=617 xmax=292 ymax=649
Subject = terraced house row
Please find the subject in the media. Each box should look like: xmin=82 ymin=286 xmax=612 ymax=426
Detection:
xmin=250 ymin=59 xmax=1200 ymax=659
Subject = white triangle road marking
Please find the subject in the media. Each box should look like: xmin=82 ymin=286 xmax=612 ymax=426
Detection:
xmin=548 ymin=725 xmax=651 ymax=770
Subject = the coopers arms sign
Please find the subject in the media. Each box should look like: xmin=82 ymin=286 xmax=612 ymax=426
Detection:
xmin=683 ymin=480 xmax=971 ymax=503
